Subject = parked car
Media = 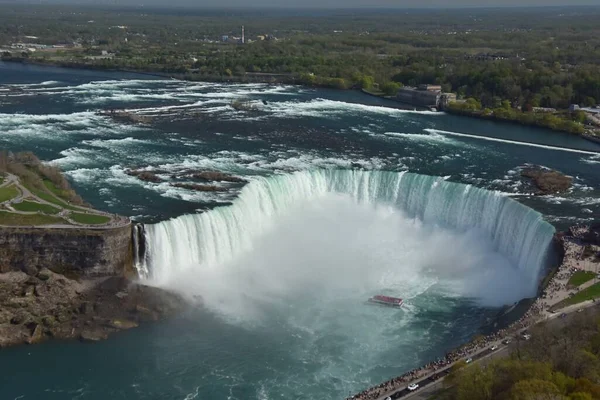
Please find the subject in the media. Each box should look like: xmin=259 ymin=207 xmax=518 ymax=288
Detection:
xmin=465 ymin=358 xmax=473 ymax=364
xmin=522 ymin=334 xmax=531 ymax=340
xmin=490 ymin=345 xmax=498 ymax=351
xmin=502 ymin=339 xmax=512 ymax=345
xmin=408 ymin=383 xmax=419 ymax=391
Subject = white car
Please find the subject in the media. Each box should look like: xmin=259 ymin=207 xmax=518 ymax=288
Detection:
xmin=522 ymin=334 xmax=531 ymax=340
xmin=465 ymin=358 xmax=473 ymax=364
xmin=408 ymin=383 xmax=419 ymax=391
xmin=490 ymin=345 xmax=498 ymax=351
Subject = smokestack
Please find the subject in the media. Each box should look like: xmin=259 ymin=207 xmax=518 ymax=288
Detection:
xmin=242 ymin=25 xmax=245 ymax=44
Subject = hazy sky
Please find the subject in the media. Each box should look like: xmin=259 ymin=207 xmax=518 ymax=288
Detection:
xmin=4 ymin=0 xmax=600 ymax=7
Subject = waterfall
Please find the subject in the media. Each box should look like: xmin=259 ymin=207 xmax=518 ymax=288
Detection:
xmin=138 ymin=170 xmax=555 ymax=293
xmin=132 ymin=223 xmax=149 ymax=278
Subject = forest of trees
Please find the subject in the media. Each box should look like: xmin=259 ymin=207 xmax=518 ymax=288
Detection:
xmin=441 ymin=309 xmax=600 ymax=400
xmin=1 ymin=5 xmax=600 ymax=130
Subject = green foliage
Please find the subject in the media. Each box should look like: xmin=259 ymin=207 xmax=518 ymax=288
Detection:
xmin=447 ymin=101 xmax=585 ymax=134
xmin=568 ymin=271 xmax=596 ymax=287
xmin=2 ymin=5 xmax=600 ymax=117
xmin=380 ymin=81 xmax=401 ymax=96
xmin=445 ymin=311 xmax=600 ymax=400
xmin=509 ymin=379 xmax=561 ymax=400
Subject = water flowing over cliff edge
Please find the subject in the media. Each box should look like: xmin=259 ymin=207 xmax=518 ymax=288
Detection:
xmin=137 ymin=170 xmax=555 ymax=307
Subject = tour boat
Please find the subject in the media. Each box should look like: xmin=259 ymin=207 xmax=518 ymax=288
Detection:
xmin=368 ymin=295 xmax=403 ymax=308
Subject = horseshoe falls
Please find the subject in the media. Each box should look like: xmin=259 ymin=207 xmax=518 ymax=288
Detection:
xmin=141 ymin=169 xmax=555 ymax=307
xmin=3 ymin=65 xmax=593 ymax=400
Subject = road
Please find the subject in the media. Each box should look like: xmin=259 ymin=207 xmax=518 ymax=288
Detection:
xmin=373 ymin=300 xmax=598 ymax=400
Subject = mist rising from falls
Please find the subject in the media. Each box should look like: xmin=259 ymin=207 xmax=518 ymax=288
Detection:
xmin=139 ymin=170 xmax=555 ymax=312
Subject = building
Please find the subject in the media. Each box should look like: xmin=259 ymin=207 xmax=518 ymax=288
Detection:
xmin=396 ymin=84 xmax=455 ymax=110
xmin=418 ymin=84 xmax=442 ymax=92
xmin=221 ymin=35 xmax=229 ymax=42
xmin=440 ymin=93 xmax=457 ymax=109
xmin=397 ymin=86 xmax=441 ymax=108
xmin=571 ymin=104 xmax=600 ymax=115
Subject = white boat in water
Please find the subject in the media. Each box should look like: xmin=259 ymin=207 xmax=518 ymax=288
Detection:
xmin=368 ymin=295 xmax=403 ymax=308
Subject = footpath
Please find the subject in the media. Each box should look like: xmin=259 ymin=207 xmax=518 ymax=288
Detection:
xmin=0 ymin=173 xmax=129 ymax=229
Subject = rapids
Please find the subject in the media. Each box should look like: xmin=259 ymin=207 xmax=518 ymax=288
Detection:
xmin=0 ymin=62 xmax=598 ymax=400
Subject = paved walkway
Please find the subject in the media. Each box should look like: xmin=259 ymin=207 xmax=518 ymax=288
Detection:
xmin=0 ymin=172 xmax=129 ymax=229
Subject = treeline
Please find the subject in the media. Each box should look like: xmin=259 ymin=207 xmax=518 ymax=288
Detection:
xmin=2 ymin=5 xmax=600 ymax=125
xmin=447 ymin=100 xmax=586 ymax=134
xmin=441 ymin=309 xmax=600 ymax=400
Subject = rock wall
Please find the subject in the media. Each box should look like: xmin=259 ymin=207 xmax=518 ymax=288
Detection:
xmin=0 ymin=225 xmax=135 ymax=277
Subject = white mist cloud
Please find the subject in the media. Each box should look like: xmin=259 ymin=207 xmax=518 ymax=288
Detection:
xmin=165 ymin=192 xmax=533 ymax=324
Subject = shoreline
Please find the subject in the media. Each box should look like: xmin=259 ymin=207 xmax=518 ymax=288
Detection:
xmin=3 ymin=58 xmax=599 ymax=141
xmin=347 ymin=223 xmax=599 ymax=400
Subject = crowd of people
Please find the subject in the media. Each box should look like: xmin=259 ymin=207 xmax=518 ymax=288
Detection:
xmin=346 ymin=227 xmax=594 ymax=400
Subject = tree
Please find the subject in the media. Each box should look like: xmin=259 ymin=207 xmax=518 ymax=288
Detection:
xmin=569 ymin=393 xmax=592 ymax=400
xmin=380 ymin=81 xmax=401 ymax=96
xmin=454 ymin=365 xmax=495 ymax=400
xmin=509 ymin=379 xmax=562 ymax=400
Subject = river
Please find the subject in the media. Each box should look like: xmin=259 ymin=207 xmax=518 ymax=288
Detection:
xmin=0 ymin=61 xmax=598 ymax=400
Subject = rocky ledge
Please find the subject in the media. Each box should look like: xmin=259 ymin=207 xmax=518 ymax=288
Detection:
xmin=521 ymin=166 xmax=573 ymax=195
xmin=0 ymin=269 xmax=186 ymax=347
xmin=125 ymin=168 xmax=246 ymax=184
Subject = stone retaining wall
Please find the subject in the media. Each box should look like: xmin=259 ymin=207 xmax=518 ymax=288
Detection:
xmin=0 ymin=225 xmax=135 ymax=277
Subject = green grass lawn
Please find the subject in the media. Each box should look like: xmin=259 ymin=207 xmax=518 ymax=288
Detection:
xmin=69 ymin=212 xmax=111 ymax=225
xmin=568 ymin=271 xmax=596 ymax=287
xmin=12 ymin=201 xmax=61 ymax=214
xmin=0 ymin=185 xmax=20 ymax=202
xmin=28 ymin=186 xmax=81 ymax=211
xmin=565 ymin=282 xmax=600 ymax=306
xmin=43 ymin=180 xmax=74 ymax=203
xmin=0 ymin=211 xmax=65 ymax=226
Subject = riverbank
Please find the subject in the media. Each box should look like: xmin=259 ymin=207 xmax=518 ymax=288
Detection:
xmin=348 ymin=222 xmax=599 ymax=400
xmin=444 ymin=104 xmax=590 ymax=136
xmin=2 ymin=58 xmax=598 ymax=139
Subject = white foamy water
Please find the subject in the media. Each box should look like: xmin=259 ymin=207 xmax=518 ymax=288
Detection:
xmin=262 ymin=98 xmax=442 ymax=119
xmin=427 ymin=128 xmax=600 ymax=155
xmin=142 ymin=170 xmax=554 ymax=306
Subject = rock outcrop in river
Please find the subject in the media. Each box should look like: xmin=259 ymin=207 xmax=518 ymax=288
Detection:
xmin=521 ymin=166 xmax=573 ymax=195
xmin=125 ymin=168 xmax=247 ymax=185
xmin=0 ymin=269 xmax=185 ymax=347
